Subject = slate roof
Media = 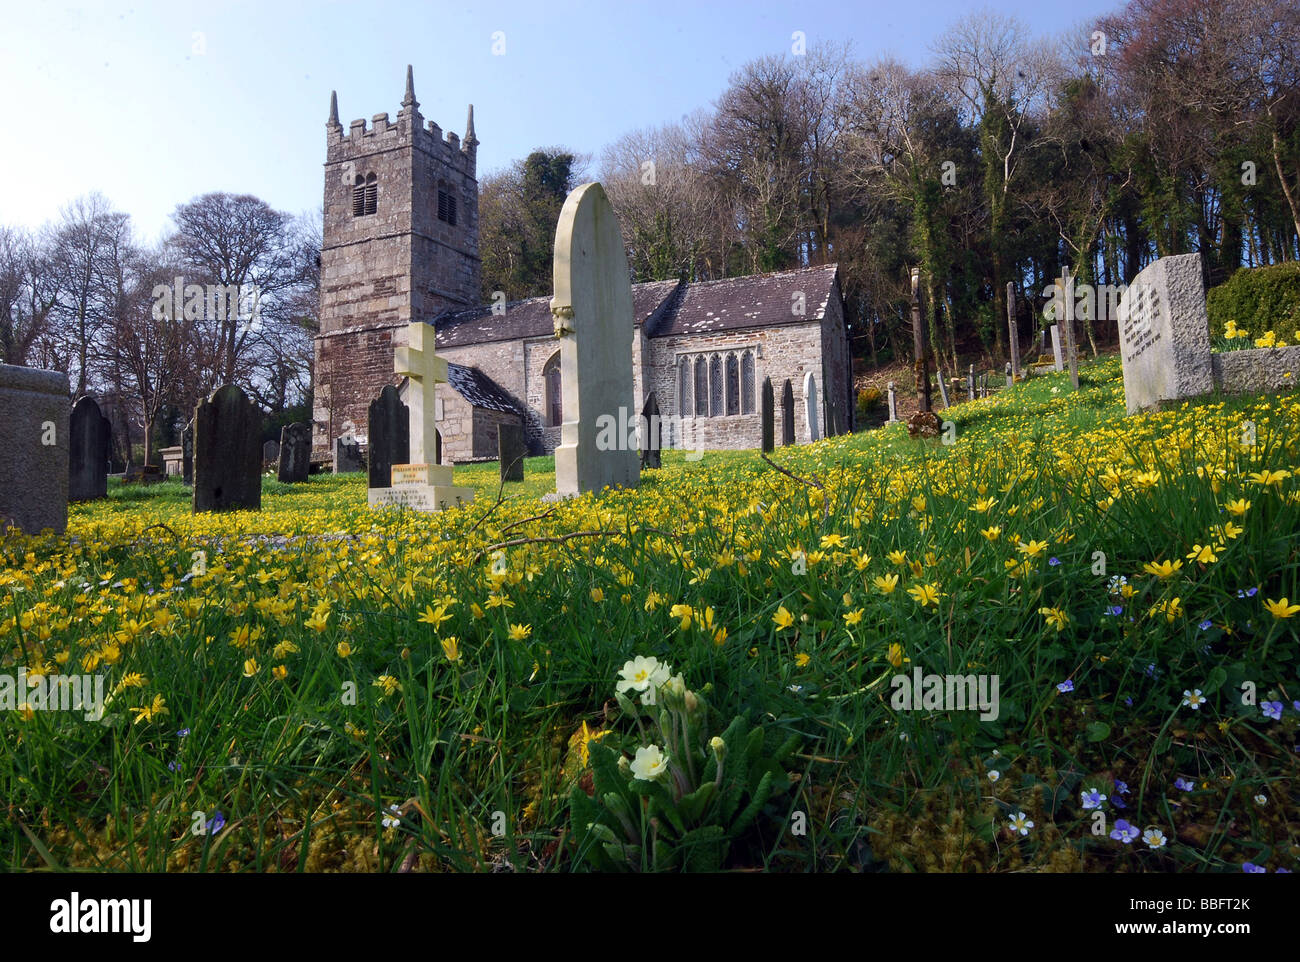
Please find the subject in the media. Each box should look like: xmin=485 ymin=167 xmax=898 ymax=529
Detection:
xmin=444 ymin=363 xmax=526 ymax=415
xmin=432 ymin=265 xmax=838 ymax=348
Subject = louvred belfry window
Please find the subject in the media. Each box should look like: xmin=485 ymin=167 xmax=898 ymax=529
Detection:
xmin=353 ymin=173 xmax=377 ymax=216
xmin=438 ymin=189 xmax=457 ymax=226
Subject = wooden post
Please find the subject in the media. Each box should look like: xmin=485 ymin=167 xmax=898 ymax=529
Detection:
xmin=911 ymin=268 xmax=932 ymax=413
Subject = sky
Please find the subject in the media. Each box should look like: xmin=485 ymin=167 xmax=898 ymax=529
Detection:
xmin=0 ymin=0 xmax=1117 ymax=244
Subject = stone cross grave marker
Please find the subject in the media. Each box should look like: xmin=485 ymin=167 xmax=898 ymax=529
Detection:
xmin=499 ymin=422 xmax=525 ymax=482
xmin=760 ymin=377 xmax=775 ymax=452
xmin=550 ymin=182 xmax=639 ymax=497
xmin=0 ymin=363 xmax=68 ymax=534
xmin=69 ymin=395 xmax=111 ymax=502
xmin=278 ymin=423 xmax=310 ymax=483
xmin=887 ymin=381 xmax=898 ymax=422
xmin=781 ymin=379 xmax=795 ymax=445
xmin=193 ymin=384 xmax=261 ymax=513
xmin=369 ymin=320 xmax=474 ymax=511
xmin=1116 ymin=252 xmax=1213 ymax=415
xmin=367 ymin=385 xmax=409 ymax=490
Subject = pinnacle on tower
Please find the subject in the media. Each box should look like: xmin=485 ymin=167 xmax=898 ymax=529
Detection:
xmin=328 ymin=90 xmax=340 ymax=127
xmin=464 ymin=104 xmax=478 ymax=149
xmin=402 ymin=65 xmax=418 ymax=110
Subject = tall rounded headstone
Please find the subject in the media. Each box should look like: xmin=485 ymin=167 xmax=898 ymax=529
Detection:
xmin=367 ymin=385 xmax=409 ymax=489
xmin=550 ymin=182 xmax=639 ymax=497
xmin=69 ymin=396 xmax=111 ymax=501
xmin=781 ymin=379 xmax=795 ymax=446
xmin=192 ymin=384 xmax=262 ymax=513
xmin=0 ymin=363 xmax=69 ymax=534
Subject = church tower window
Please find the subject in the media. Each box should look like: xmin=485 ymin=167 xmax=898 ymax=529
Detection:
xmin=438 ymin=188 xmax=458 ymax=226
xmin=353 ymin=173 xmax=377 ymax=217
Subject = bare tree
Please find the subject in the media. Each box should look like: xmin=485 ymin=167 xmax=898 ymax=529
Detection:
xmin=0 ymin=227 xmax=59 ymax=366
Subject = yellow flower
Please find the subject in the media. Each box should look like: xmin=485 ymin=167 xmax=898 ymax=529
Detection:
xmin=1038 ymin=606 xmax=1069 ymax=632
xmin=911 ymin=495 xmax=927 ymax=512
xmin=844 ymin=608 xmax=864 ymax=626
xmin=130 ymin=694 xmax=169 ymax=724
xmin=1143 ymin=559 xmax=1183 ymax=579
xmin=644 ymin=591 xmax=664 ymax=612
xmin=819 ymin=534 xmax=846 ymax=550
xmin=272 ymin=665 xmax=288 ymax=681
xmin=873 ymin=573 xmax=899 ymax=595
xmin=887 ymin=550 xmax=907 ymax=566
xmin=772 ymin=606 xmax=795 ymax=630
xmin=907 ymin=583 xmax=941 ymax=607
xmin=794 ymin=652 xmax=811 ymax=667
xmin=1212 ymin=522 xmax=1242 ymax=541
xmin=507 ymin=623 xmax=532 ymax=641
xmin=1263 ymin=597 xmax=1300 ymax=619
xmin=373 ymin=674 xmax=402 ymax=696
xmin=99 ymin=643 xmax=121 ymax=666
xmin=1017 ymin=539 xmax=1049 ymax=559
xmin=669 ymin=603 xmax=693 ymax=630
xmin=304 ymin=611 xmax=330 ymax=633
xmin=336 ymin=641 xmax=353 ymax=658
xmin=1248 ymin=469 xmax=1290 ymax=488
xmin=243 ymin=657 xmax=260 ymax=677
xmin=272 ymin=640 xmax=299 ymax=660
xmin=970 ymin=497 xmax=997 ymax=513
xmin=589 ymin=587 xmax=605 ymax=603
xmin=417 ymin=603 xmax=452 ymax=630
xmin=853 ymin=551 xmax=872 ymax=571
xmin=470 ymin=602 xmax=485 ymax=619
xmin=441 ymin=636 xmax=461 ymax=662
xmin=712 ymin=626 xmax=728 ymax=646
xmin=1254 ymin=331 xmax=1277 ymax=348
xmin=1185 ymin=544 xmax=1221 ymax=564
xmin=980 ymin=526 xmax=1001 ymax=542
xmin=1225 ymin=498 xmax=1251 ymax=516
xmin=886 ymin=643 xmax=904 ymax=668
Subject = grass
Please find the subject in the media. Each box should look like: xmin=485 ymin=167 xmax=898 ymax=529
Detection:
xmin=2 ymin=357 xmax=1297 ymax=872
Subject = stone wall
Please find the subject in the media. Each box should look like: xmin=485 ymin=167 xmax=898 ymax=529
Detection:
xmin=1212 ymin=347 xmax=1300 ymax=394
xmin=436 ymin=388 xmax=521 ymax=463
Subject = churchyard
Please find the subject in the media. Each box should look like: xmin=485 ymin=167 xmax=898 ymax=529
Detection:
xmin=2 ymin=349 xmax=1297 ymax=871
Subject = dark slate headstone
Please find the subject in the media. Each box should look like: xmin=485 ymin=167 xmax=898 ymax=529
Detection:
xmin=0 ymin=363 xmax=68 ymax=534
xmin=192 ymin=384 xmax=261 ymax=513
xmin=69 ymin=396 xmax=111 ymax=501
xmin=781 ymin=379 xmax=795 ymax=446
xmin=181 ymin=421 xmax=193 ymax=486
xmin=639 ymin=392 xmax=662 ymax=470
xmin=367 ymin=385 xmax=409 ymax=488
xmin=262 ymin=439 xmax=280 ymax=464
xmin=278 ymin=422 xmax=310 ymax=483
xmin=826 ymin=387 xmax=840 ymax=438
xmin=334 ymin=435 xmax=362 ymax=474
xmin=760 ymin=377 xmax=774 ymax=453
xmin=498 ymin=421 xmax=526 ymax=482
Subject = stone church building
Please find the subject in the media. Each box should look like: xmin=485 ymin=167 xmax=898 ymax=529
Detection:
xmin=312 ymin=70 xmax=853 ymax=463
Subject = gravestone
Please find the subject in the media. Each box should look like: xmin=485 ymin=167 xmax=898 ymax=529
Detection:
xmin=1005 ymin=362 xmax=1013 ymax=387
xmin=781 ymin=379 xmax=795 ymax=445
xmin=69 ymin=395 xmax=111 ymax=502
xmin=278 ymin=423 xmax=311 ymax=483
xmin=550 ymin=182 xmax=639 ymax=497
xmin=0 ymin=363 xmax=68 ymax=534
xmin=640 ymin=392 xmax=662 ymax=470
xmin=181 ymin=421 xmax=193 ymax=485
xmin=886 ymin=381 xmax=898 ymax=422
xmin=192 ymin=384 xmax=261 ymax=513
xmin=935 ymin=368 xmax=951 ymax=409
xmin=367 ymin=385 xmax=409 ymax=489
xmin=369 ymin=320 xmax=473 ymax=511
xmin=1050 ymin=325 xmax=1064 ymax=372
xmin=804 ymin=372 xmax=820 ymax=441
xmin=1116 ymin=252 xmax=1213 ymax=415
xmin=262 ymin=439 xmax=280 ymax=464
xmin=760 ymin=377 xmax=774 ymax=452
xmin=1007 ymin=282 xmax=1021 ymax=380
xmin=499 ymin=422 xmax=526 ymax=482
xmin=333 ymin=435 xmax=362 ymax=473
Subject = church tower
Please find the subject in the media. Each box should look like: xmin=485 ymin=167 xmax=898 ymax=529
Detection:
xmin=313 ymin=67 xmax=481 ymax=455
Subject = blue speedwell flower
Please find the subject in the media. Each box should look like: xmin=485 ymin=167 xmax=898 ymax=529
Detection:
xmin=207 ymin=811 xmax=226 ymax=835
xmin=1243 ymin=862 xmax=1266 ymax=873
xmin=1262 ymin=701 xmax=1284 ymax=721
xmin=1110 ymin=820 xmax=1139 ymax=844
xmin=1057 ymin=679 xmax=1074 ymax=693
xmin=1048 ymin=557 xmax=1061 ymax=566
xmin=1174 ymin=777 xmax=1195 ymax=792
xmin=1237 ymin=587 xmax=1258 ymax=599
xmin=1198 ymin=619 xmax=1213 ymax=631
xmin=1081 ymin=787 xmax=1107 ymax=810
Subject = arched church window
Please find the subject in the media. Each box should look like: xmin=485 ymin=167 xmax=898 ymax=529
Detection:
xmin=726 ymin=354 xmax=740 ymax=415
xmin=741 ymin=351 xmax=755 ymax=414
xmin=693 ymin=357 xmax=708 ymax=417
xmin=543 ymin=352 xmax=562 ymax=427
xmin=353 ymin=173 xmax=377 ymax=217
xmin=678 ymin=357 xmax=691 ymax=415
xmin=709 ymin=356 xmax=723 ymax=417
